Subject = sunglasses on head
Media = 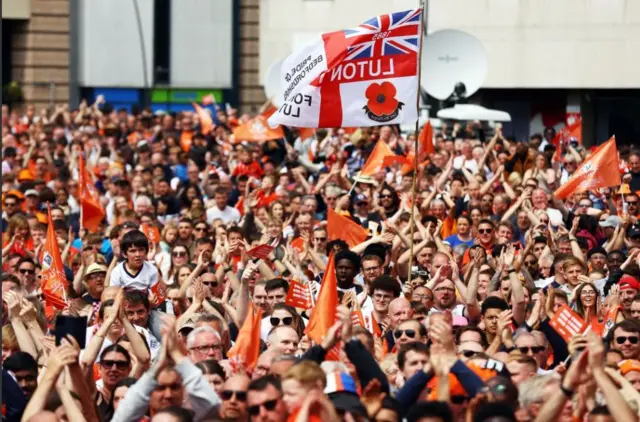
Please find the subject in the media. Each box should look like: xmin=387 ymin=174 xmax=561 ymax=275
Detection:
xmin=221 ymin=390 xmax=247 ymax=401
xmin=394 ymin=329 xmax=416 ymax=339
xmin=616 ymin=336 xmax=639 ymax=345
xmin=270 ymin=316 xmax=293 ymax=326
xmin=518 ymin=346 xmax=545 ymax=354
xmin=248 ymin=399 xmax=278 ymax=416
xmin=101 ymin=359 xmax=129 ymax=370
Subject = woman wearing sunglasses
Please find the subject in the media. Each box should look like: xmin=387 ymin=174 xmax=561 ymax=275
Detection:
xmin=267 ymin=303 xmax=306 ymax=340
xmin=167 ymin=245 xmax=190 ymax=285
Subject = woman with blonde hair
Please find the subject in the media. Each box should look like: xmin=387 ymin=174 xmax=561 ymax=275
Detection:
xmin=2 ymin=214 xmax=34 ymax=258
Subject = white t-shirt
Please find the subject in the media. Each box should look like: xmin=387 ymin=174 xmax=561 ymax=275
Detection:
xmin=206 ymin=206 xmax=241 ymax=225
xmin=109 ymin=261 xmax=159 ymax=291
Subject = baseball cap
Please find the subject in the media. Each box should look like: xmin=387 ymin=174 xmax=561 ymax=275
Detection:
xmin=354 ymin=193 xmax=368 ymax=204
xmin=25 ymin=189 xmax=38 ymax=198
xmin=619 ymin=275 xmax=640 ymax=291
xmin=599 ymin=215 xmax=621 ymax=228
xmin=619 ymin=359 xmax=640 ymax=376
xmin=627 ymin=224 xmax=640 ymax=239
xmin=324 ymin=372 xmax=367 ymax=418
xmin=83 ymin=263 xmax=108 ymax=279
xmin=179 ymin=319 xmax=196 ymax=335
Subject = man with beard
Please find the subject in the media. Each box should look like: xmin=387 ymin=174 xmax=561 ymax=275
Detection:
xmin=220 ymin=375 xmax=250 ymax=421
xmin=618 ymin=276 xmax=640 ymax=320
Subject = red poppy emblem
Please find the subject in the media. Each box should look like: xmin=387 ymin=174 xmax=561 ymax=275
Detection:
xmin=363 ymin=81 xmax=404 ymax=123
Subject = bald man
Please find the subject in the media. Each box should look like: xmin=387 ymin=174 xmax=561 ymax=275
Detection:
xmin=267 ymin=326 xmax=299 ymax=355
xmin=221 ymin=375 xmax=251 ymax=421
xmin=253 ymin=350 xmax=280 ymax=379
xmin=388 ymin=297 xmax=412 ymax=330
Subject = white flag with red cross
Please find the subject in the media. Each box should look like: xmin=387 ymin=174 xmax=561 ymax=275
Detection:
xmin=268 ymin=9 xmax=422 ymax=129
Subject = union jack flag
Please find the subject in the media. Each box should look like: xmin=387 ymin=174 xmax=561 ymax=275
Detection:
xmin=344 ymin=8 xmax=421 ymax=60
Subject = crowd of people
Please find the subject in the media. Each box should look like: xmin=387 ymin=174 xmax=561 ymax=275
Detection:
xmin=2 ymin=99 xmax=640 ymax=422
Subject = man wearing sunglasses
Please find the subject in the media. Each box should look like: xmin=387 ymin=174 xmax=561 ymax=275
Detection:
xmin=16 ymin=257 xmax=38 ymax=294
xmin=220 ymin=375 xmax=250 ymax=421
xmin=246 ymin=374 xmax=288 ymax=422
xmin=608 ymin=320 xmax=640 ymax=360
xmin=394 ymin=319 xmax=427 ymax=347
xmin=514 ymin=332 xmax=547 ymax=372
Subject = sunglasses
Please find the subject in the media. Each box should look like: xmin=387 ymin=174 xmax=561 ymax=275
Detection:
xmin=195 ymin=226 xmax=207 ymax=231
xmin=203 ymin=281 xmax=219 ymax=288
xmin=451 ymin=395 xmax=468 ymax=405
xmin=4 ymin=202 xmax=17 ymax=206
xmin=313 ymin=237 xmax=327 ymax=242
xmin=616 ymin=336 xmax=639 ymax=345
xmin=101 ymin=360 xmax=129 ymax=370
xmin=518 ymin=346 xmax=545 ymax=354
xmin=173 ymin=251 xmax=187 ymax=257
xmin=524 ymin=260 xmax=537 ymax=266
xmin=478 ymin=229 xmax=493 ymax=234
xmin=627 ymin=201 xmax=639 ymax=205
xmin=461 ymin=350 xmax=477 ymax=358
xmin=221 ymin=390 xmax=247 ymax=401
xmin=394 ymin=329 xmax=416 ymax=339
xmin=19 ymin=268 xmax=35 ymax=275
xmin=270 ymin=317 xmax=293 ymax=326
xmin=380 ymin=194 xmax=392 ymax=198
xmin=248 ymin=399 xmax=278 ymax=416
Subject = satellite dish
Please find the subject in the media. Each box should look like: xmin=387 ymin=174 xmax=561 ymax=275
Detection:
xmin=264 ymin=59 xmax=285 ymax=108
xmin=420 ymin=29 xmax=488 ymax=100
xmin=437 ymin=104 xmax=511 ymax=122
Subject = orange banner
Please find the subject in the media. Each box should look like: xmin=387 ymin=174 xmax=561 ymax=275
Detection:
xmin=285 ymin=279 xmax=313 ymax=309
xmin=41 ymin=205 xmax=69 ymax=310
xmin=233 ymin=115 xmax=285 ymax=142
xmin=227 ymin=305 xmax=263 ymax=371
xmin=79 ymin=155 xmax=106 ymax=232
xmin=553 ymin=136 xmax=620 ymax=200
xmin=549 ymin=304 xmax=587 ymax=343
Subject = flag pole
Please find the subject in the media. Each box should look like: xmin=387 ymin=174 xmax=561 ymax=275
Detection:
xmin=407 ymin=0 xmax=427 ymax=285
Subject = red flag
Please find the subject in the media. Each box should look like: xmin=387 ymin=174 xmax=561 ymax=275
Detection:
xmin=552 ymin=118 xmax=582 ymax=161
xmin=227 ymin=304 xmax=263 ymax=371
xmin=193 ymin=102 xmax=214 ymax=135
xmin=233 ymin=115 xmax=285 ymax=142
xmin=305 ymin=253 xmax=338 ymax=354
xmin=79 ymin=155 xmax=106 ymax=232
xmin=360 ymin=139 xmax=410 ymax=176
xmin=418 ymin=121 xmax=434 ymax=160
xmin=41 ymin=205 xmax=69 ymax=310
xmin=285 ymin=279 xmax=313 ymax=309
xmin=246 ymin=244 xmax=275 ymax=260
xmin=327 ymin=208 xmax=368 ymax=248
xmin=553 ymin=136 xmax=620 ymax=200
xmin=549 ymin=304 xmax=588 ymax=343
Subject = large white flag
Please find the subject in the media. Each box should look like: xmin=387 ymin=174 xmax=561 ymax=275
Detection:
xmin=268 ymin=9 xmax=422 ymax=129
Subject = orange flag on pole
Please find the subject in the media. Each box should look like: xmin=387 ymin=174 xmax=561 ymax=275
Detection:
xmin=305 ymin=253 xmax=338 ymax=353
xmin=418 ymin=121 xmax=434 ymax=161
xmin=79 ymin=155 xmax=105 ymax=232
xmin=193 ymin=102 xmax=214 ymax=135
xmin=233 ymin=115 xmax=285 ymax=142
xmin=327 ymin=208 xmax=368 ymax=248
xmin=553 ymin=136 xmax=620 ymax=200
xmin=227 ymin=304 xmax=263 ymax=371
xmin=360 ymin=139 xmax=410 ymax=176
xmin=41 ymin=205 xmax=69 ymax=310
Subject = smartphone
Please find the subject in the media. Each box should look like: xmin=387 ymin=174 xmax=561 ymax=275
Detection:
xmin=55 ymin=315 xmax=88 ymax=348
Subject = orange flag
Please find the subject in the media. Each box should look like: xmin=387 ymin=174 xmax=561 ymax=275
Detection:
xmin=193 ymin=102 xmax=214 ymax=135
xmin=227 ymin=304 xmax=263 ymax=371
xmin=327 ymin=208 xmax=368 ymax=248
xmin=305 ymin=253 xmax=338 ymax=352
xmin=553 ymin=136 xmax=620 ymax=200
xmin=79 ymin=155 xmax=106 ymax=232
xmin=41 ymin=205 xmax=69 ymax=310
xmin=233 ymin=115 xmax=285 ymax=142
xmin=418 ymin=121 xmax=434 ymax=160
xmin=552 ymin=118 xmax=582 ymax=161
xmin=360 ymin=139 xmax=410 ymax=176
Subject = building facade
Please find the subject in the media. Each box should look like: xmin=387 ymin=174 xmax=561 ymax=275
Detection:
xmin=4 ymin=0 xmax=640 ymax=144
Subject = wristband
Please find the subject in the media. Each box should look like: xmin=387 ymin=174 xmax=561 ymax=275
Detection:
xmin=560 ymin=384 xmax=573 ymax=397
